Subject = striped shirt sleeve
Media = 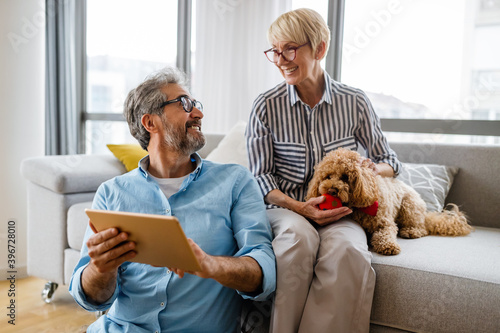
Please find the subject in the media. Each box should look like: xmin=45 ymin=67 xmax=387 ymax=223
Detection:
xmin=246 ymin=94 xmax=279 ymax=197
xmin=354 ymin=90 xmax=402 ymax=175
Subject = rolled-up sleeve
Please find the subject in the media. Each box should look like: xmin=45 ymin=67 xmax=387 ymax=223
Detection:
xmin=355 ymin=91 xmax=402 ymax=175
xmin=230 ymin=166 xmax=276 ymax=301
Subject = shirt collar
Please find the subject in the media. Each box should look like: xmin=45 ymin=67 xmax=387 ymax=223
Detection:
xmin=287 ymin=70 xmax=333 ymax=107
xmin=138 ymin=153 xmax=203 ymax=180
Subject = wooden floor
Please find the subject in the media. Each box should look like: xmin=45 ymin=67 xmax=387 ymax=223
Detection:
xmin=0 ymin=276 xmax=96 ymax=333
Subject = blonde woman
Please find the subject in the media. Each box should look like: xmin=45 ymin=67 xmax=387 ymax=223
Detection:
xmin=246 ymin=8 xmax=401 ymax=333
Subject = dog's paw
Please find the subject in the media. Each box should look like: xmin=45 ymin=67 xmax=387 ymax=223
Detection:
xmin=371 ymin=230 xmax=401 ymax=255
xmin=372 ymin=241 xmax=401 ymax=255
xmin=399 ymin=227 xmax=428 ymax=239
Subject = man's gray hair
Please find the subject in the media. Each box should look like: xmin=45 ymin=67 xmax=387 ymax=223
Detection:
xmin=123 ymin=67 xmax=189 ymax=150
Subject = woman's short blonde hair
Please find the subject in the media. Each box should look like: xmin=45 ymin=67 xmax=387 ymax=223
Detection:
xmin=268 ymin=8 xmax=330 ymax=58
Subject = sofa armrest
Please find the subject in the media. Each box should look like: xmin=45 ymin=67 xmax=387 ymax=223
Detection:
xmin=21 ymin=154 xmax=126 ymax=194
xmin=21 ymin=154 xmax=125 ymax=285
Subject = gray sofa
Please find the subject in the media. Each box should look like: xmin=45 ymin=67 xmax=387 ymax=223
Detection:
xmin=21 ymin=134 xmax=500 ymax=332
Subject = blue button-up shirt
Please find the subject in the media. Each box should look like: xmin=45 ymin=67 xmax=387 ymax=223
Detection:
xmin=70 ymin=154 xmax=276 ymax=333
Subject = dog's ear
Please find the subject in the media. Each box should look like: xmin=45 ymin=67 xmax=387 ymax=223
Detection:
xmin=351 ymin=167 xmax=378 ymax=206
xmin=306 ymin=168 xmax=322 ymax=200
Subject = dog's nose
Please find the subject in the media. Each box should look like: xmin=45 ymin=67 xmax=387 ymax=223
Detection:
xmin=330 ymin=189 xmax=338 ymax=196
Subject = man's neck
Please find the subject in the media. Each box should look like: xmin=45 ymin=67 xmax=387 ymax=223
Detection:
xmin=147 ymin=147 xmax=195 ymax=179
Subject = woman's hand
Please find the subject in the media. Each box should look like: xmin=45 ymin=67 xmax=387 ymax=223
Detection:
xmin=360 ymin=157 xmax=377 ymax=173
xmin=360 ymin=158 xmax=395 ymax=177
xmin=265 ymin=189 xmax=352 ymax=226
xmin=295 ymin=195 xmax=352 ymax=226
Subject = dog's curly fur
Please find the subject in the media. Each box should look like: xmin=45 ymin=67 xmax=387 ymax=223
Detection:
xmin=306 ymin=148 xmax=472 ymax=255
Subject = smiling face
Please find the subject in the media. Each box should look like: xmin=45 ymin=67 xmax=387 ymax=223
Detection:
xmin=272 ymin=41 xmax=318 ymax=87
xmin=159 ymin=84 xmax=205 ymax=155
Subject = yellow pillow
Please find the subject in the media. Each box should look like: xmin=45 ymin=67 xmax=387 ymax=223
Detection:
xmin=107 ymin=144 xmax=148 ymax=172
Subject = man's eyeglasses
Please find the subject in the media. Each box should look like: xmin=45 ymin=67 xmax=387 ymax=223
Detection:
xmin=159 ymin=95 xmax=203 ymax=113
xmin=264 ymin=43 xmax=309 ymax=63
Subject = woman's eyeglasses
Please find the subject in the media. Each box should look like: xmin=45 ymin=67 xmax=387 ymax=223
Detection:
xmin=264 ymin=43 xmax=309 ymax=63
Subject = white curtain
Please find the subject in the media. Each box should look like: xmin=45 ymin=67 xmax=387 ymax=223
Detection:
xmin=193 ymin=0 xmax=292 ymax=134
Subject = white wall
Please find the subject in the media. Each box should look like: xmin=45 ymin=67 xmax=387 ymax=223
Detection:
xmin=0 ymin=0 xmax=45 ymax=279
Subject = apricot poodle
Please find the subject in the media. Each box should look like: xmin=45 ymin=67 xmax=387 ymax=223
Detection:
xmin=306 ymin=148 xmax=472 ymax=255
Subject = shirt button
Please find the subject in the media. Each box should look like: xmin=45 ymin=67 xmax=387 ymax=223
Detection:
xmin=165 ymin=209 xmax=170 ymax=213
xmin=167 ymin=270 xmax=171 ymax=274
xmin=161 ymin=302 xmax=165 ymax=306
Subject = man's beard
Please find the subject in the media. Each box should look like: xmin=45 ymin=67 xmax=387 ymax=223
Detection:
xmin=161 ymin=116 xmax=206 ymax=155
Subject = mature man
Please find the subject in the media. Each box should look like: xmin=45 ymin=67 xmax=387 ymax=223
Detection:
xmin=70 ymin=67 xmax=276 ymax=332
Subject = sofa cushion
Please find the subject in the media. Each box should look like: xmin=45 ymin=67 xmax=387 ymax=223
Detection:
xmin=67 ymin=201 xmax=93 ymax=250
xmin=205 ymin=121 xmax=249 ymax=168
xmin=398 ymin=163 xmax=458 ymax=212
xmin=370 ymin=226 xmax=500 ymax=332
xmin=107 ymin=144 xmax=148 ymax=171
xmin=390 ymin=142 xmax=500 ymax=228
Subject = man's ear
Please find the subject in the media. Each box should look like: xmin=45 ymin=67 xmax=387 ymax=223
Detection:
xmin=315 ymin=40 xmax=327 ymax=60
xmin=141 ymin=114 xmax=159 ymax=133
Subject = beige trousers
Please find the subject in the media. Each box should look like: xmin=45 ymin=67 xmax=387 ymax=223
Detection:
xmin=267 ymin=208 xmax=376 ymax=333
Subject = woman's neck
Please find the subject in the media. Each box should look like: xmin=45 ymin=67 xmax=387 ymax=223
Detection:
xmin=296 ymin=70 xmax=325 ymax=109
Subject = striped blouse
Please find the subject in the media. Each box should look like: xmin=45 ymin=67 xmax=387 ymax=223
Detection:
xmin=245 ymin=71 xmax=401 ymax=206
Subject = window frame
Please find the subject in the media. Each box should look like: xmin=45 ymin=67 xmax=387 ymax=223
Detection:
xmin=77 ymin=0 xmax=500 ymax=154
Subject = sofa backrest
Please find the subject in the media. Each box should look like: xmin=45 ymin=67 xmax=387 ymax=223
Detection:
xmin=23 ymin=134 xmax=495 ymax=229
xmin=390 ymin=142 xmax=499 ymax=228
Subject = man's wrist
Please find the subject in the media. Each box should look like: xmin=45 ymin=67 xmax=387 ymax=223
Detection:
xmin=81 ymin=264 xmax=118 ymax=305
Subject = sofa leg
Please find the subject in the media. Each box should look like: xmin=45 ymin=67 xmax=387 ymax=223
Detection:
xmin=41 ymin=281 xmax=59 ymax=303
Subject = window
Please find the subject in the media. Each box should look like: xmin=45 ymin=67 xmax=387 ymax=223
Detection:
xmin=341 ymin=0 xmax=500 ymax=144
xmin=84 ymin=0 xmax=178 ymax=153
xmin=78 ymin=0 xmax=499 ymax=154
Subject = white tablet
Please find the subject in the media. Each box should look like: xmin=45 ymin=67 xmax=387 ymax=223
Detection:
xmin=85 ymin=209 xmax=202 ymax=271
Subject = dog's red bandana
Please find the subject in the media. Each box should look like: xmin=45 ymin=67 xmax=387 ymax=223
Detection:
xmin=358 ymin=201 xmax=379 ymax=216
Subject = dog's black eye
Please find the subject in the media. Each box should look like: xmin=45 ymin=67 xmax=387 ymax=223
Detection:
xmin=340 ymin=174 xmax=349 ymax=182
